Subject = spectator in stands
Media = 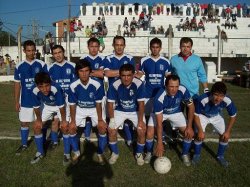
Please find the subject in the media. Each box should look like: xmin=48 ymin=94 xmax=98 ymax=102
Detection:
xmin=97 ymin=34 xmax=105 ymax=53
xmin=190 ymin=17 xmax=198 ymax=31
xmin=221 ymin=30 xmax=228 ymax=42
xmin=156 ymin=3 xmax=161 ymax=15
xmin=142 ymin=4 xmax=147 ymax=14
xmin=99 ymin=3 xmax=104 ymax=16
xmin=123 ymin=26 xmax=130 ymax=37
xmin=0 ymin=56 xmax=4 ymax=68
xmin=117 ymin=25 xmax=122 ymax=36
xmin=134 ymin=2 xmax=140 ymax=15
xmin=130 ymin=24 xmax=136 ymax=37
xmin=186 ymin=3 xmax=191 ymax=16
xmin=148 ymin=3 xmax=153 ymax=15
xmin=225 ymin=6 xmax=231 ymax=18
xmin=123 ymin=17 xmax=129 ymax=28
xmin=102 ymin=25 xmax=108 ymax=37
xmin=121 ymin=2 xmax=125 ymax=15
xmin=224 ymin=18 xmax=231 ymax=29
xmin=4 ymin=54 xmax=11 ymax=75
xmin=92 ymin=2 xmax=97 ymax=15
xmin=77 ymin=20 xmax=83 ymax=31
xmin=166 ymin=6 xmax=170 ymax=15
xmin=157 ymin=26 xmax=165 ymax=34
xmin=179 ymin=4 xmax=184 ymax=16
xmin=85 ymin=26 xmax=92 ymax=37
xmin=104 ymin=2 xmax=109 ymax=15
xmin=231 ymin=20 xmax=238 ymax=29
xmin=36 ymin=50 xmax=41 ymax=60
xmin=128 ymin=3 xmax=133 ymax=15
xmin=150 ymin=27 xmax=157 ymax=34
xmin=165 ymin=27 xmax=174 ymax=37
xmin=81 ymin=3 xmax=87 ymax=15
xmin=242 ymin=3 xmax=247 ymax=17
xmin=152 ymin=4 xmax=157 ymax=15
xmin=143 ymin=14 xmax=149 ymax=31
xmin=177 ymin=19 xmax=184 ymax=31
xmin=101 ymin=14 xmax=106 ymax=27
xmin=184 ymin=17 xmax=190 ymax=31
xmin=130 ymin=17 xmax=137 ymax=28
xmin=198 ymin=19 xmax=205 ymax=32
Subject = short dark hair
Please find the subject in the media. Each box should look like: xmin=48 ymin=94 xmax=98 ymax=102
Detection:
xmin=180 ymin=37 xmax=193 ymax=47
xmin=150 ymin=37 xmax=162 ymax=47
xmin=211 ymin=82 xmax=227 ymax=95
xmin=113 ymin=35 xmax=126 ymax=45
xmin=119 ymin=64 xmax=135 ymax=74
xmin=35 ymin=72 xmax=51 ymax=85
xmin=23 ymin=40 xmax=36 ymax=50
xmin=51 ymin=45 xmax=65 ymax=53
xmin=165 ymin=74 xmax=180 ymax=86
xmin=75 ymin=59 xmax=92 ymax=76
xmin=87 ymin=37 xmax=100 ymax=46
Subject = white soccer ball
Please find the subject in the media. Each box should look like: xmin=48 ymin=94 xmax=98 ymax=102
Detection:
xmin=154 ymin=157 xmax=171 ymax=174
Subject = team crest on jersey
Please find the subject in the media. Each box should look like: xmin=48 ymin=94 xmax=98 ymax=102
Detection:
xmin=95 ymin=63 xmax=99 ymax=69
xmin=35 ymin=67 xmax=40 ymax=73
xmin=160 ymin=64 xmax=164 ymax=71
xmin=89 ymin=92 xmax=94 ymax=98
xmin=129 ymin=89 xmax=134 ymax=96
xmin=124 ymin=61 xmax=128 ymax=64
xmin=66 ymin=68 xmax=71 ymax=75
xmin=50 ymin=96 xmax=55 ymax=101
xmin=175 ymin=98 xmax=181 ymax=105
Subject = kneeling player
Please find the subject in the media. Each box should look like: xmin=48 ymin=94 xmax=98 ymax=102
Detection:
xmin=31 ymin=72 xmax=67 ymax=164
xmin=193 ymin=82 xmax=237 ymax=167
xmin=154 ymin=75 xmax=194 ymax=166
xmin=107 ymin=64 xmax=146 ymax=165
xmin=68 ymin=59 xmax=107 ymax=164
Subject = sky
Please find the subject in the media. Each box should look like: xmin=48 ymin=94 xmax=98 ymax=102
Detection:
xmin=0 ymin=0 xmax=249 ymax=41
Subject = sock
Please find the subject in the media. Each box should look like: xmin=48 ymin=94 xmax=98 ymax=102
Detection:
xmin=70 ymin=134 xmax=79 ymax=152
xmin=21 ymin=127 xmax=29 ymax=146
xmin=217 ymin=142 xmax=228 ymax=157
xmin=84 ymin=121 xmax=92 ymax=140
xmin=123 ymin=123 xmax=133 ymax=144
xmin=63 ymin=134 xmax=70 ymax=155
xmin=109 ymin=141 xmax=119 ymax=154
xmin=97 ymin=133 xmax=107 ymax=154
xmin=42 ymin=127 xmax=47 ymax=144
xmin=50 ymin=131 xmax=58 ymax=144
xmin=194 ymin=141 xmax=203 ymax=155
xmin=182 ymin=139 xmax=192 ymax=155
xmin=145 ymin=139 xmax=154 ymax=153
xmin=34 ymin=134 xmax=44 ymax=155
xmin=136 ymin=142 xmax=145 ymax=154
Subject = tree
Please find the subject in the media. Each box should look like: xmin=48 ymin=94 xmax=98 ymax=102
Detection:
xmin=0 ymin=30 xmax=17 ymax=46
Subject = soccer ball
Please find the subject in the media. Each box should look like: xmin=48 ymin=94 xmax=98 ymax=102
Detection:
xmin=154 ymin=157 xmax=171 ymax=174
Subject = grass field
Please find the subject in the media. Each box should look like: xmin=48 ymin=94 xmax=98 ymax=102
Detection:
xmin=0 ymin=82 xmax=250 ymax=186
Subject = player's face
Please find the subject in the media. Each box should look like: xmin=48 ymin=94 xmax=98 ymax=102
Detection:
xmin=120 ymin=70 xmax=134 ymax=87
xmin=52 ymin=48 xmax=65 ymax=63
xmin=24 ymin=45 xmax=36 ymax=61
xmin=78 ymin=66 xmax=91 ymax=84
xmin=212 ymin=92 xmax=225 ymax=105
xmin=37 ymin=83 xmax=51 ymax=96
xmin=88 ymin=42 xmax=100 ymax=56
xmin=113 ymin=39 xmax=125 ymax=56
xmin=180 ymin=42 xmax=192 ymax=57
xmin=150 ymin=43 xmax=161 ymax=58
xmin=166 ymin=79 xmax=179 ymax=96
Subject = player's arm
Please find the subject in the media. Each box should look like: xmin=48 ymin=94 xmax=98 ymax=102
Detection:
xmin=91 ymin=69 xmax=104 ymax=78
xmin=222 ymin=116 xmax=236 ymax=142
xmin=194 ymin=114 xmax=205 ymax=141
xmin=33 ymin=107 xmax=43 ymax=130
xmin=59 ymin=106 xmax=67 ymax=125
xmin=69 ymin=104 xmax=77 ymax=133
xmin=155 ymin=112 xmax=164 ymax=157
xmin=134 ymin=71 xmax=144 ymax=79
xmin=137 ymin=101 xmax=146 ymax=130
xmin=104 ymin=69 xmax=119 ymax=78
xmin=202 ymin=82 xmax=209 ymax=93
xmin=185 ymin=102 xmax=195 ymax=139
xmin=14 ymin=82 xmax=21 ymax=112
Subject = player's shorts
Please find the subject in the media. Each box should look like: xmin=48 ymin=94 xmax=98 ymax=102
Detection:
xmin=41 ymin=104 xmax=62 ymax=122
xmin=148 ymin=112 xmax=187 ymax=128
xmin=75 ymin=107 xmax=106 ymax=127
xmin=198 ymin=114 xmax=225 ymax=135
xmin=54 ymin=94 xmax=70 ymax=122
xmin=144 ymin=98 xmax=154 ymax=116
xmin=110 ymin=110 xmax=145 ymax=129
xmin=19 ymin=107 xmax=35 ymax=122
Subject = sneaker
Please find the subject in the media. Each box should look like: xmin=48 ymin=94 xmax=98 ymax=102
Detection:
xmin=30 ymin=152 xmax=44 ymax=164
xmin=97 ymin=154 xmax=105 ymax=165
xmin=181 ymin=154 xmax=191 ymax=167
xmin=71 ymin=152 xmax=80 ymax=165
xmin=135 ymin=153 xmax=144 ymax=166
xmin=217 ymin=156 xmax=229 ymax=168
xmin=109 ymin=152 xmax=119 ymax=165
xmin=16 ymin=145 xmax=27 ymax=155
xmin=144 ymin=152 xmax=152 ymax=164
xmin=192 ymin=154 xmax=201 ymax=165
xmin=63 ymin=155 xmax=71 ymax=166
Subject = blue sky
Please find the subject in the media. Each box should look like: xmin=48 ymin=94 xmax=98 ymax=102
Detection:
xmin=0 ymin=0 xmax=249 ymax=41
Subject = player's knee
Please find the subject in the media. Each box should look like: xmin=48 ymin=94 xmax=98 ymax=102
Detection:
xmin=33 ymin=125 xmax=41 ymax=134
xmin=69 ymin=125 xmax=77 ymax=135
xmin=108 ymin=127 xmax=117 ymax=138
xmin=146 ymin=126 xmax=154 ymax=138
xmin=97 ymin=124 xmax=107 ymax=134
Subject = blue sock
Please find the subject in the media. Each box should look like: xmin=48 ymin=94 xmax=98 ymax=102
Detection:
xmin=109 ymin=141 xmax=119 ymax=154
xmin=194 ymin=141 xmax=203 ymax=155
xmin=42 ymin=127 xmax=47 ymax=144
xmin=63 ymin=134 xmax=70 ymax=155
xmin=21 ymin=127 xmax=29 ymax=146
xmin=217 ymin=142 xmax=228 ymax=157
xmin=70 ymin=134 xmax=79 ymax=152
xmin=34 ymin=134 xmax=44 ymax=155
xmin=182 ymin=139 xmax=192 ymax=155
xmin=50 ymin=131 xmax=58 ymax=144
xmin=123 ymin=123 xmax=133 ymax=143
xmin=145 ymin=139 xmax=154 ymax=153
xmin=136 ymin=143 xmax=145 ymax=154
xmin=97 ymin=134 xmax=107 ymax=154
xmin=84 ymin=121 xmax=92 ymax=140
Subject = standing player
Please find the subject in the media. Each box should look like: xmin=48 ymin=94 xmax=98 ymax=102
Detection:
xmin=135 ymin=37 xmax=172 ymax=164
xmin=80 ymin=37 xmax=105 ymax=142
xmin=193 ymin=82 xmax=237 ymax=167
xmin=154 ymin=75 xmax=195 ymax=166
xmin=107 ymin=64 xmax=146 ymax=165
xmin=104 ymin=35 xmax=136 ymax=147
xmin=14 ymin=40 xmax=47 ymax=155
xmin=30 ymin=72 xmax=67 ymax=164
xmin=68 ymin=59 xmax=107 ymax=164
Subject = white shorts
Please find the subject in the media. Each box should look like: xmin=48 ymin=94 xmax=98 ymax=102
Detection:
xmin=148 ymin=112 xmax=187 ymax=128
xmin=41 ymin=105 xmax=62 ymax=122
xmin=144 ymin=98 xmax=154 ymax=116
xmin=54 ymin=94 xmax=70 ymax=122
xmin=102 ymin=96 xmax=107 ymax=120
xmin=111 ymin=110 xmax=145 ymax=129
xmin=19 ymin=107 xmax=35 ymax=122
xmin=198 ymin=114 xmax=225 ymax=135
xmin=75 ymin=107 xmax=106 ymax=127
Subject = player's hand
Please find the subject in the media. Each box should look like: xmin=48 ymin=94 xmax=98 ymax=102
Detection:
xmin=137 ymin=121 xmax=146 ymax=131
xmin=15 ymin=102 xmax=20 ymax=112
xmin=61 ymin=120 xmax=68 ymax=128
xmin=154 ymin=142 xmax=165 ymax=157
xmin=109 ymin=118 xmax=116 ymax=129
xmin=184 ymin=126 xmax=194 ymax=140
xmin=221 ymin=131 xmax=230 ymax=142
xmin=34 ymin=120 xmax=43 ymax=130
xmin=97 ymin=120 xmax=107 ymax=133
xmin=197 ymin=130 xmax=205 ymax=141
xmin=69 ymin=121 xmax=77 ymax=134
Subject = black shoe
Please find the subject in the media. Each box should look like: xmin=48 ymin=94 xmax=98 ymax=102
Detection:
xmin=63 ymin=155 xmax=71 ymax=166
xmin=16 ymin=145 xmax=27 ymax=155
xmin=30 ymin=153 xmax=44 ymax=164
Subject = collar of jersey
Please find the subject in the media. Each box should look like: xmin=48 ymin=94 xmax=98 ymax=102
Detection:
xmin=79 ymin=78 xmax=91 ymax=89
xmin=88 ymin=54 xmax=99 ymax=60
xmin=24 ymin=59 xmax=36 ymax=64
xmin=150 ymin=55 xmax=161 ymax=62
xmin=55 ymin=60 xmax=67 ymax=66
xmin=112 ymin=53 xmax=126 ymax=60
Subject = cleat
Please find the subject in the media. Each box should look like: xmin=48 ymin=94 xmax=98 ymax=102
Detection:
xmin=63 ymin=155 xmax=71 ymax=166
xmin=217 ymin=156 xmax=229 ymax=168
xmin=71 ymin=152 xmax=80 ymax=165
xmin=192 ymin=154 xmax=201 ymax=165
xmin=144 ymin=152 xmax=152 ymax=164
xmin=97 ymin=154 xmax=105 ymax=165
xmin=181 ymin=154 xmax=191 ymax=167
xmin=135 ymin=153 xmax=144 ymax=166
xmin=109 ymin=152 xmax=119 ymax=165
xmin=16 ymin=145 xmax=27 ymax=155
xmin=30 ymin=152 xmax=44 ymax=164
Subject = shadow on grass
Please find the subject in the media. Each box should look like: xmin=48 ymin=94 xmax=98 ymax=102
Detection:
xmin=202 ymin=142 xmax=218 ymax=160
xmin=66 ymin=142 xmax=113 ymax=187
